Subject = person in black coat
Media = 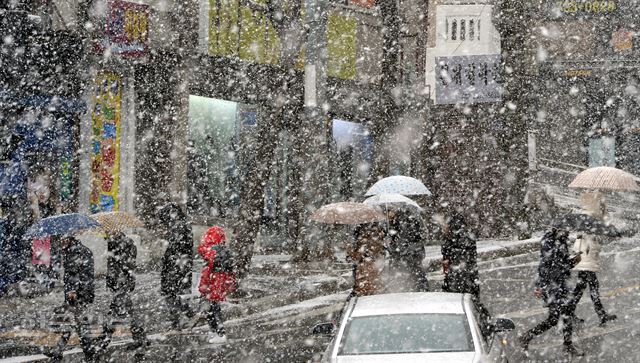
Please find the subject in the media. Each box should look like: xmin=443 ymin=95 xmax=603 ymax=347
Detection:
xmin=519 ymin=227 xmax=583 ymax=356
xmin=158 ymin=203 xmax=195 ymax=328
xmin=45 ymin=236 xmax=97 ymax=361
xmin=98 ymin=232 xmax=147 ymax=354
xmin=388 ymin=210 xmax=429 ymax=292
xmin=440 ymin=213 xmax=491 ymax=335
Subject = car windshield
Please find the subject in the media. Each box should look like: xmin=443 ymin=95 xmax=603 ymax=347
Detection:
xmin=338 ymin=313 xmax=474 ymax=355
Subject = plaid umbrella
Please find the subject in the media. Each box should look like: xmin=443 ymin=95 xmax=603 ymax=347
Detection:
xmin=91 ymin=211 xmax=144 ymax=233
xmin=365 ymin=176 xmax=431 ymax=196
xmin=310 ymin=202 xmax=386 ymax=225
xmin=569 ymin=166 xmax=639 ymax=192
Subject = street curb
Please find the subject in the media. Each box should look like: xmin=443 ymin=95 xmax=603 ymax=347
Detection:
xmin=424 ymin=238 xmax=541 ymax=272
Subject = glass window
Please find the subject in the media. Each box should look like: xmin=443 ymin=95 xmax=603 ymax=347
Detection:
xmin=460 ymin=20 xmax=466 ymax=41
xmin=332 ymin=119 xmax=372 ymax=199
xmin=588 ymin=136 xmax=616 ymax=167
xmin=187 ymin=96 xmax=244 ymax=217
xmin=338 ymin=314 xmax=474 ymax=355
xmin=469 ymin=20 xmax=475 ymax=40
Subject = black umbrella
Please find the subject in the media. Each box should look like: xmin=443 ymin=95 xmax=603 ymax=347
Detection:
xmin=552 ymin=213 xmax=622 ymax=237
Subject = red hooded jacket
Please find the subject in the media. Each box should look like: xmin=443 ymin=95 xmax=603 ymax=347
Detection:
xmin=198 ymin=226 xmax=236 ymax=302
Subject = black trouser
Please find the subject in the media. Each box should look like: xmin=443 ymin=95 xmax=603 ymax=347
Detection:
xmin=521 ymin=301 xmax=574 ymax=347
xmin=571 ymin=271 xmax=608 ymax=320
xmin=100 ymin=290 xmax=147 ymax=350
xmin=206 ymin=301 xmax=224 ymax=334
xmin=164 ymin=293 xmax=195 ymax=327
xmin=47 ymin=306 xmax=96 ymax=361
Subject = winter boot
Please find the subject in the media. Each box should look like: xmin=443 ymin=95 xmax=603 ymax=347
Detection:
xmin=518 ymin=335 xmax=530 ymax=352
xmin=599 ymin=314 xmax=617 ymax=327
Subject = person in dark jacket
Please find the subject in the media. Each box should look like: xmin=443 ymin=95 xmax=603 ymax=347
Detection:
xmin=44 ymin=236 xmax=97 ymax=361
xmin=158 ymin=203 xmax=195 ymax=328
xmin=519 ymin=227 xmax=583 ymax=356
xmin=440 ymin=213 xmax=491 ymax=335
xmin=388 ymin=210 xmax=429 ymax=292
xmin=98 ymin=231 xmax=147 ymax=354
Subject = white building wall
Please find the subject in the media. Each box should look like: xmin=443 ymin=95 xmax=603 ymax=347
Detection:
xmin=425 ymin=4 xmax=500 ymax=101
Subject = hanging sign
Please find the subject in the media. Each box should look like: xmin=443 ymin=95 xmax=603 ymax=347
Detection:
xmin=97 ymin=0 xmax=150 ymax=57
xmin=435 ymin=54 xmax=502 ymax=105
xmin=90 ymin=72 xmax=122 ymax=213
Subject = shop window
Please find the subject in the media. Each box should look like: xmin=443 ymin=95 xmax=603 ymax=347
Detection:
xmin=332 ymin=119 xmax=372 ymax=199
xmin=188 ymin=96 xmax=255 ymax=217
xmin=588 ymin=135 xmax=616 ymax=167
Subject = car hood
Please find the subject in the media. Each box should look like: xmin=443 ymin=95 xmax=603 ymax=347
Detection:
xmin=336 ymin=351 xmax=477 ymax=363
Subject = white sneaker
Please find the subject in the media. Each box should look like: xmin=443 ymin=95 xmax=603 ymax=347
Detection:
xmin=207 ymin=332 xmax=227 ymax=344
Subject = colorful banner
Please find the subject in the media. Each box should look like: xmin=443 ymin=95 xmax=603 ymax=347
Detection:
xmin=98 ymin=0 xmax=150 ymax=57
xmin=90 ymin=72 xmax=122 ymax=213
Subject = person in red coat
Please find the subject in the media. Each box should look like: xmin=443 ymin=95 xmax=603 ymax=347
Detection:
xmin=198 ymin=226 xmax=236 ymax=343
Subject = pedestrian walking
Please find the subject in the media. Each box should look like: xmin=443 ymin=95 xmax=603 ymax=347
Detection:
xmin=43 ymin=236 xmax=97 ymax=361
xmin=519 ymin=227 xmax=583 ymax=356
xmin=97 ymin=231 xmax=148 ymax=354
xmin=158 ymin=203 xmax=196 ymax=329
xmin=197 ymin=226 xmax=236 ymax=343
xmin=569 ymin=232 xmax=617 ymax=326
xmin=388 ymin=210 xmax=429 ymax=292
xmin=440 ymin=213 xmax=490 ymax=334
xmin=346 ymin=224 xmax=386 ymax=296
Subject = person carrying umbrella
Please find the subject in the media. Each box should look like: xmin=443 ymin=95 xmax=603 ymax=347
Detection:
xmin=44 ymin=236 xmax=97 ymax=361
xmin=347 ymin=223 xmax=386 ymax=296
xmin=440 ymin=213 xmax=490 ymax=335
xmin=388 ymin=210 xmax=429 ymax=292
xmin=157 ymin=203 xmax=196 ymax=329
xmin=97 ymin=230 xmax=148 ymax=355
xmin=519 ymin=224 xmax=583 ymax=356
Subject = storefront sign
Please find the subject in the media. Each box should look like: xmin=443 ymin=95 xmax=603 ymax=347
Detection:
xmin=612 ymin=30 xmax=633 ymax=51
xmin=98 ymin=0 xmax=149 ymax=57
xmin=90 ymin=72 xmax=122 ymax=213
xmin=564 ymin=69 xmax=592 ymax=77
xmin=435 ymin=54 xmax=502 ymax=105
xmin=551 ymin=0 xmax=617 ymax=16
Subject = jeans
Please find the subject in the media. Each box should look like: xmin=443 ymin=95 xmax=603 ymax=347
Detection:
xmin=521 ymin=301 xmax=574 ymax=347
xmin=164 ymin=293 xmax=195 ymax=328
xmin=99 ymin=291 xmax=147 ymax=351
xmin=571 ymin=271 xmax=608 ymax=320
xmin=46 ymin=306 xmax=97 ymax=361
xmin=206 ymin=301 xmax=225 ymax=334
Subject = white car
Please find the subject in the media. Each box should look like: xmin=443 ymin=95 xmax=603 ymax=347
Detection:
xmin=313 ymin=292 xmax=517 ymax=363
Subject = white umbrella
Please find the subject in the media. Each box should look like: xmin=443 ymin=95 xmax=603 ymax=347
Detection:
xmin=363 ymin=193 xmax=423 ymax=211
xmin=365 ymin=175 xmax=431 ymax=196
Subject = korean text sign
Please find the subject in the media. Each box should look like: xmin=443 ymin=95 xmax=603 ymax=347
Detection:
xmin=435 ymin=54 xmax=502 ymax=105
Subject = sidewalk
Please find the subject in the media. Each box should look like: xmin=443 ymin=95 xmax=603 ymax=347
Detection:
xmin=0 ymin=236 xmax=542 ymax=361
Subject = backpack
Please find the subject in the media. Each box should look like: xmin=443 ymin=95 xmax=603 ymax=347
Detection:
xmin=210 ymin=244 xmax=234 ymax=273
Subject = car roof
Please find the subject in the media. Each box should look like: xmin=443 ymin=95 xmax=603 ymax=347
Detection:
xmin=350 ymin=292 xmax=466 ymax=317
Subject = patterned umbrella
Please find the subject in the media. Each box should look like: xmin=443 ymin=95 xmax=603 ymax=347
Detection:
xmin=310 ymin=202 xmax=386 ymax=225
xmin=91 ymin=211 xmax=144 ymax=233
xmin=568 ymin=166 xmax=639 ymax=192
xmin=363 ymin=193 xmax=423 ymax=211
xmin=25 ymin=213 xmax=101 ymax=238
xmin=365 ymin=176 xmax=431 ymax=196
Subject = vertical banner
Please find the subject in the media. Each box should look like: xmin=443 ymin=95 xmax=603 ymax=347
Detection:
xmin=90 ymin=72 xmax=122 ymax=213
